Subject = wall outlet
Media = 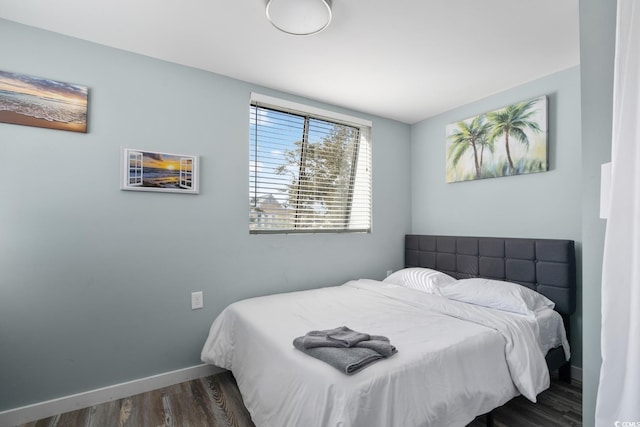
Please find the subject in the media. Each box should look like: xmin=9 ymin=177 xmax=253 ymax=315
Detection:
xmin=191 ymin=291 xmax=204 ymax=310
xmin=386 ymin=270 xmax=393 ymax=277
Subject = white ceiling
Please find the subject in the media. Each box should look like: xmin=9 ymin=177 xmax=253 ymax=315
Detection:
xmin=0 ymin=0 xmax=580 ymax=124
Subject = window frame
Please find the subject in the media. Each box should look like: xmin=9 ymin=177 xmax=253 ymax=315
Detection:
xmin=249 ymin=93 xmax=372 ymax=235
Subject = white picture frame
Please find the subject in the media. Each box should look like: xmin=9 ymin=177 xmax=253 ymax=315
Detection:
xmin=120 ymin=148 xmax=199 ymax=194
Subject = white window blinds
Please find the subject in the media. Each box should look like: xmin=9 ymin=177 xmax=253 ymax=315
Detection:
xmin=249 ymin=94 xmax=372 ymax=234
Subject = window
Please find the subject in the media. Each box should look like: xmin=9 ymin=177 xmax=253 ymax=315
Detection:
xmin=179 ymin=158 xmax=194 ymax=190
xmin=249 ymin=93 xmax=372 ymax=234
xmin=127 ymin=151 xmax=143 ymax=186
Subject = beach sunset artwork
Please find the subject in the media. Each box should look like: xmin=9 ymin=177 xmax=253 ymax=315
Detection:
xmin=0 ymin=70 xmax=88 ymax=133
xmin=120 ymin=148 xmax=199 ymax=194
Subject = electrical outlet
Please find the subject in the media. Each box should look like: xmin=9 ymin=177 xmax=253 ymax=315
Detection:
xmin=191 ymin=291 xmax=204 ymax=310
xmin=386 ymin=270 xmax=393 ymax=277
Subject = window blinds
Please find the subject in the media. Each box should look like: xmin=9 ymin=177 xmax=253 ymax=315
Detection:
xmin=249 ymin=95 xmax=371 ymax=234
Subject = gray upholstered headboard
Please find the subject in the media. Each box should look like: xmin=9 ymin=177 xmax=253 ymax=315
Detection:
xmin=405 ymin=235 xmax=577 ymax=316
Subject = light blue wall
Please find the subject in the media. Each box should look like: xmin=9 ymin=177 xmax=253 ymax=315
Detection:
xmin=579 ymin=0 xmax=616 ymax=425
xmin=1 ymin=4 xmax=617 ymax=419
xmin=0 ymin=19 xmax=412 ymax=410
xmin=410 ymin=67 xmax=584 ymax=366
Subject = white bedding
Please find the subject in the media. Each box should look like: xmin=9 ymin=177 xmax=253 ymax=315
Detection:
xmin=201 ymin=279 xmax=562 ymax=427
xmin=536 ymin=308 xmax=571 ymax=358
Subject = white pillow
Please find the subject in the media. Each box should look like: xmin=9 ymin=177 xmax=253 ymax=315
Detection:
xmin=383 ymin=268 xmax=456 ymax=294
xmin=437 ymin=278 xmax=555 ymax=315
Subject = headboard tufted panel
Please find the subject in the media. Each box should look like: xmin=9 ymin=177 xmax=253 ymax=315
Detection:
xmin=405 ymin=235 xmax=576 ymax=316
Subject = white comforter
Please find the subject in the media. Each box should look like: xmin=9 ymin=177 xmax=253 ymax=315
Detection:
xmin=201 ymin=279 xmax=551 ymax=427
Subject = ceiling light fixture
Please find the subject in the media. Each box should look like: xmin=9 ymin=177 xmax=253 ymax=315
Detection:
xmin=265 ymin=0 xmax=332 ymax=36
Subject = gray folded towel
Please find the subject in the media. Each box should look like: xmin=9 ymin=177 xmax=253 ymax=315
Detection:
xmin=293 ymin=337 xmax=385 ymax=375
xmin=293 ymin=327 xmax=397 ymax=374
xmin=299 ymin=333 xmax=397 ymax=357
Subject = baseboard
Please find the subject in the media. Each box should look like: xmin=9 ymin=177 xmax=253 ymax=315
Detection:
xmin=0 ymin=363 xmax=224 ymax=427
xmin=571 ymin=365 xmax=583 ymax=382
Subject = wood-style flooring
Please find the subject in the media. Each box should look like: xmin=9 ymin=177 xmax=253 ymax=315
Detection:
xmin=16 ymin=371 xmax=582 ymax=427
xmin=468 ymin=374 xmax=582 ymax=426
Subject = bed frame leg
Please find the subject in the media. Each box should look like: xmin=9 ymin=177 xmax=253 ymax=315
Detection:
xmin=559 ymin=362 xmax=572 ymax=383
xmin=486 ymin=411 xmax=494 ymax=427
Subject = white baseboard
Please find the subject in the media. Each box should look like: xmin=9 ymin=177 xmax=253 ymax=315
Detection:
xmin=0 ymin=364 xmax=224 ymax=427
xmin=571 ymin=365 xmax=583 ymax=382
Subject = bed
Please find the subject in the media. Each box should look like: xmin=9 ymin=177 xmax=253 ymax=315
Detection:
xmin=404 ymin=235 xmax=576 ymax=382
xmin=201 ymin=234 xmax=576 ymax=427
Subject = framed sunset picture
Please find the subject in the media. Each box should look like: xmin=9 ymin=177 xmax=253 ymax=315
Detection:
xmin=445 ymin=95 xmax=548 ymax=183
xmin=0 ymin=70 xmax=88 ymax=133
xmin=120 ymin=148 xmax=199 ymax=194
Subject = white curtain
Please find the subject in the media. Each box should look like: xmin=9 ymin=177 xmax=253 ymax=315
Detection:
xmin=596 ymin=0 xmax=640 ymax=425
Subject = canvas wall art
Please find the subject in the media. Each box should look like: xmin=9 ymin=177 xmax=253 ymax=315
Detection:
xmin=445 ymin=95 xmax=548 ymax=183
xmin=0 ymin=70 xmax=88 ymax=133
xmin=120 ymin=148 xmax=199 ymax=194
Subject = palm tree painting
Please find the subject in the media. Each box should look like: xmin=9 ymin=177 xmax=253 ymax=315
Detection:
xmin=446 ymin=96 xmax=547 ymax=183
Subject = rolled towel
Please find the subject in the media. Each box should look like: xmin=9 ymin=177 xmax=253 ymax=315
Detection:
xmin=298 ymin=335 xmax=347 ymax=349
xmin=307 ymin=326 xmax=370 ymax=347
xmin=355 ymin=336 xmax=397 ymax=358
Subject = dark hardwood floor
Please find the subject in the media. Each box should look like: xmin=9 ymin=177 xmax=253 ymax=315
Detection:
xmin=468 ymin=374 xmax=582 ymax=427
xmin=17 ymin=371 xmax=582 ymax=427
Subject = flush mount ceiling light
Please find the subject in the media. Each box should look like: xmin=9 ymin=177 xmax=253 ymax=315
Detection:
xmin=266 ymin=0 xmax=332 ymax=36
